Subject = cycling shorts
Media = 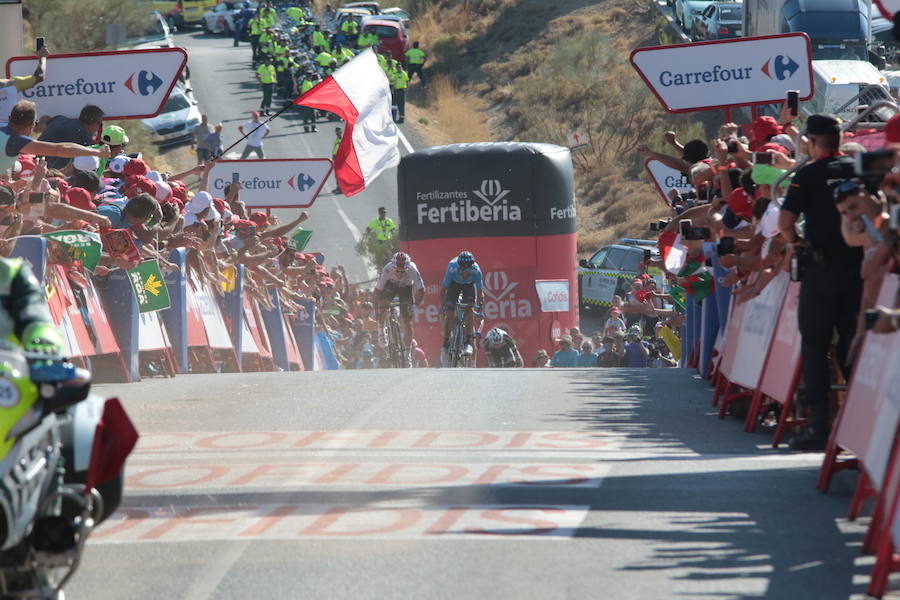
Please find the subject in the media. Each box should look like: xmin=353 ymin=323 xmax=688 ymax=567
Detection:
xmin=378 ymin=282 xmax=413 ymax=318
xmin=444 ymin=281 xmax=476 ymax=310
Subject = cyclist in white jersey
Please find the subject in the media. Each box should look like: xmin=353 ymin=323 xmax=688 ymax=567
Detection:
xmin=374 ymin=252 xmax=425 ymax=348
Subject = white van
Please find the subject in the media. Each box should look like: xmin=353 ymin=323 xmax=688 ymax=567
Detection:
xmin=805 ymin=60 xmax=892 ymax=121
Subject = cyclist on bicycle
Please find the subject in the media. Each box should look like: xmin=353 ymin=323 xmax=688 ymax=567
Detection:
xmin=440 ymin=251 xmax=483 ymax=356
xmin=483 ymin=327 xmax=523 ymax=368
xmin=374 ymin=251 xmax=425 ymax=348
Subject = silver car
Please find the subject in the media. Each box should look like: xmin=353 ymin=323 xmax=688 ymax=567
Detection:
xmin=691 ymin=2 xmax=743 ymax=40
xmin=674 ymin=0 xmax=714 ymax=34
xmin=141 ymin=85 xmax=202 ymax=146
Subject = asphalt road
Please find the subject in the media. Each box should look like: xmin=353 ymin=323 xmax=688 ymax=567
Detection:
xmin=65 ymin=368 xmax=873 ymax=600
xmin=175 ymin=29 xmax=422 ymax=285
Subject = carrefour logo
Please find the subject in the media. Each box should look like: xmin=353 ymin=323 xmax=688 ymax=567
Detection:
xmin=658 ymin=54 xmax=799 ymax=88
xmin=288 ymin=173 xmax=316 ymax=192
xmin=125 ymin=70 xmax=164 ymax=96
xmin=760 ymin=55 xmax=799 ymax=80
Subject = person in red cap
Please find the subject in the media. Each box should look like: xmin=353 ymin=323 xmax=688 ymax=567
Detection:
xmin=249 ymin=209 xmax=310 ymax=239
xmin=64 ymin=187 xmax=96 ymax=212
xmin=604 ymin=306 xmax=626 ymax=337
xmin=726 ymin=187 xmax=754 ymax=221
xmin=122 ymin=158 xmax=149 ymax=178
xmin=750 ymin=116 xmax=782 ymax=151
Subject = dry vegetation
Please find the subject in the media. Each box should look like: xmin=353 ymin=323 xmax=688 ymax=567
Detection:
xmin=395 ymin=0 xmax=715 ymax=254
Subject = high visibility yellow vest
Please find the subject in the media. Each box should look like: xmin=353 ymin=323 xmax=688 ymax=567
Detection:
xmin=405 ymin=48 xmax=425 ymax=64
xmin=257 ymin=64 xmax=276 ymax=84
xmin=315 ymin=52 xmax=333 ymax=67
xmin=249 ymin=18 xmax=261 ymax=35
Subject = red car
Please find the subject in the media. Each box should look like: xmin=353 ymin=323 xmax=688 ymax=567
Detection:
xmin=361 ymin=19 xmax=409 ymax=63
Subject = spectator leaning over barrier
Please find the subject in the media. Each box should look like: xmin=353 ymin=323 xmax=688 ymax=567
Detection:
xmin=779 ymin=114 xmax=862 ymax=452
xmin=38 ymin=104 xmax=104 ymax=169
xmin=1 ymin=101 xmax=110 ymax=176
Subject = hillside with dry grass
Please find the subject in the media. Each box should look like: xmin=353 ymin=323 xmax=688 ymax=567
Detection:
xmin=390 ymin=0 xmax=714 ymax=253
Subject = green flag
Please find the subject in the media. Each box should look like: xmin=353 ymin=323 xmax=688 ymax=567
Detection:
xmin=286 ymin=228 xmax=313 ymax=252
xmin=127 ymin=260 xmax=170 ymax=313
xmin=670 ymin=285 xmax=686 ymax=311
xmin=44 ymin=230 xmax=102 ymax=272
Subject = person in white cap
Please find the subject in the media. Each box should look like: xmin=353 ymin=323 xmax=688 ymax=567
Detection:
xmin=72 ymin=155 xmax=100 ymax=173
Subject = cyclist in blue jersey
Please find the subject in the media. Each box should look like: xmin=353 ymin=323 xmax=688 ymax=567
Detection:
xmin=440 ymin=251 xmax=484 ymax=356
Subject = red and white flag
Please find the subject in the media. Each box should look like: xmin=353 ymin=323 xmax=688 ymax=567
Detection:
xmin=293 ymin=49 xmax=400 ymax=197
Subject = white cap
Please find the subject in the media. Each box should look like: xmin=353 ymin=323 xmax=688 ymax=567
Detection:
xmin=73 ymin=155 xmax=100 ymax=172
xmin=154 ymin=181 xmax=172 ymax=202
xmin=187 ymin=191 xmax=212 ymax=214
xmin=146 ymin=170 xmax=163 ymax=182
xmin=182 ymin=212 xmax=201 ymax=228
xmin=109 ymin=155 xmax=130 ymax=174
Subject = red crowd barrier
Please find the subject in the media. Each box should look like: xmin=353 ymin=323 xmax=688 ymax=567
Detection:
xmin=695 ymin=267 xmax=900 ymax=597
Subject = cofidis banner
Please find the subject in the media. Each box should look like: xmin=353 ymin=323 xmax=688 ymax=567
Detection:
xmin=208 ymin=159 xmax=333 ymax=209
xmin=630 ymin=33 xmax=812 ymax=113
xmin=6 ymin=48 xmax=188 ymax=120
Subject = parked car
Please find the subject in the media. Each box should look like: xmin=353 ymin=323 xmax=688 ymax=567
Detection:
xmin=333 ymin=8 xmax=373 ymax=33
xmin=344 ymin=1 xmax=381 ymax=13
xmin=691 ymin=2 xmax=742 ymax=40
xmin=674 ymin=0 xmax=714 ymax=33
xmin=141 ymin=84 xmax=201 ymax=146
xmin=126 ymin=11 xmax=174 ymax=49
xmin=203 ymin=1 xmax=256 ymax=34
xmin=578 ymin=244 xmax=657 ymax=312
xmin=360 ymin=19 xmax=409 ymax=62
xmin=146 ymin=0 xmax=217 ymax=29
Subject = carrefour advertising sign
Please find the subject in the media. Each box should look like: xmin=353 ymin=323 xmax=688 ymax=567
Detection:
xmin=644 ymin=158 xmax=693 ymax=207
xmin=6 ymin=48 xmax=188 ymax=120
xmin=630 ymin=33 xmax=813 ymax=113
xmin=208 ymin=158 xmax=333 ymax=209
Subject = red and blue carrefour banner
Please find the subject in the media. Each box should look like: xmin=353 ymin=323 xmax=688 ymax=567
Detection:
xmin=398 ymin=142 xmax=578 ymax=365
xmin=6 ymin=48 xmax=188 ymax=120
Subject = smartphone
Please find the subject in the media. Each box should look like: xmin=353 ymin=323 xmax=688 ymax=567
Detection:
xmin=859 ymin=214 xmax=883 ymax=244
xmin=864 ymin=310 xmax=880 ymax=330
xmin=855 ymin=149 xmax=894 ymax=176
xmin=649 ymin=221 xmax=659 ymax=231
xmin=35 ymin=37 xmax=45 ymax=53
xmin=890 ymin=204 xmax=900 ymax=231
xmin=787 ymin=90 xmax=799 ymax=117
xmin=680 ymin=219 xmax=693 ymax=237
xmin=718 ymin=236 xmax=736 ymax=255
xmin=684 ymin=227 xmax=710 ymax=241
xmin=27 ymin=192 xmax=45 ymax=217
xmin=726 ymin=139 xmax=739 ymax=154
xmin=231 ymin=172 xmax=240 ymax=184
xmin=643 ymin=249 xmax=652 ymax=262
xmin=753 ymin=152 xmax=774 ymax=165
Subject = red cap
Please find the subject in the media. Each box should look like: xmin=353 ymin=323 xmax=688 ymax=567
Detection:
xmin=249 ymin=211 xmax=271 ymax=228
xmin=610 ymin=306 xmax=621 ymax=314
xmin=125 ymin=175 xmax=157 ymax=198
xmin=887 ymin=113 xmax=900 ymax=144
xmin=726 ymin=188 xmax=753 ymax=220
xmin=751 ymin=116 xmax=782 ymax=149
xmin=272 ymin=236 xmax=285 ymax=250
xmin=232 ymin=219 xmax=257 ymax=238
xmin=65 ymin=187 xmax=96 ymax=211
xmin=49 ymin=177 xmax=69 ymax=198
xmin=170 ymin=180 xmax=188 ymax=202
xmin=322 ymin=277 xmax=335 ymax=287
xmin=15 ymin=155 xmax=35 ymax=179
xmin=123 ymin=158 xmax=149 ymax=177
xmin=212 ymin=197 xmax=226 ymax=215
xmin=758 ymin=142 xmax=788 ymax=155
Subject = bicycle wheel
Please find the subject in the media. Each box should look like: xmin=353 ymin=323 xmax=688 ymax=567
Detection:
xmin=450 ymin=321 xmax=464 ymax=368
xmin=388 ymin=320 xmax=403 ymax=368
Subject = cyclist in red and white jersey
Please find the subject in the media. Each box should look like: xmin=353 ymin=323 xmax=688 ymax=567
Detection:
xmin=374 ymin=252 xmax=425 ymax=349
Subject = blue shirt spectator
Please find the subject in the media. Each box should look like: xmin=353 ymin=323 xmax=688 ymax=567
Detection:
xmin=550 ymin=336 xmax=579 ymax=367
xmin=624 ymin=337 xmax=650 ymax=368
xmin=576 ymin=343 xmax=598 ymax=367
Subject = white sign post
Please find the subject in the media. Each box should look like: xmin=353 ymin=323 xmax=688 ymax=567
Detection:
xmin=644 ymin=158 xmax=693 ymax=207
xmin=535 ymin=279 xmax=570 ymax=313
xmin=208 ymin=159 xmax=334 ymax=209
xmin=6 ymin=48 xmax=187 ymax=120
xmin=630 ymin=33 xmax=813 ymax=113
xmin=566 ymin=128 xmax=588 ymax=150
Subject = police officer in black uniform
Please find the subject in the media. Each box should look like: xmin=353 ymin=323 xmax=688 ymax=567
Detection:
xmin=779 ymin=114 xmax=863 ymax=451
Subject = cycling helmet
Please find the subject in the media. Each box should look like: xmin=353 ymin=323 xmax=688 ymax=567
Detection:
xmin=392 ymin=252 xmax=409 ymax=269
xmin=457 ymin=251 xmax=475 ymax=268
xmin=485 ymin=328 xmax=505 ymax=348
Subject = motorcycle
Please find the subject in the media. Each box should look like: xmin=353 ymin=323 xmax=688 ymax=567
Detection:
xmin=0 ymin=344 xmax=138 ymax=600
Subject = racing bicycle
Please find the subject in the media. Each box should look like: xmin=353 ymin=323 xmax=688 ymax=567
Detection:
xmin=381 ymin=301 xmax=411 ymax=369
xmin=445 ymin=302 xmax=476 ymax=368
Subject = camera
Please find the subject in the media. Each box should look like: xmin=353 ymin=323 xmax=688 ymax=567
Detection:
xmin=890 ymin=203 xmax=900 ymax=231
xmin=718 ymin=236 xmax=736 ymax=255
xmin=855 ymin=149 xmax=894 ymax=187
xmin=789 ymin=243 xmax=810 ymax=282
xmin=726 ymin=138 xmax=739 ymax=154
xmin=752 ymin=152 xmax=774 ymax=165
xmin=684 ymin=227 xmax=710 ymax=241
